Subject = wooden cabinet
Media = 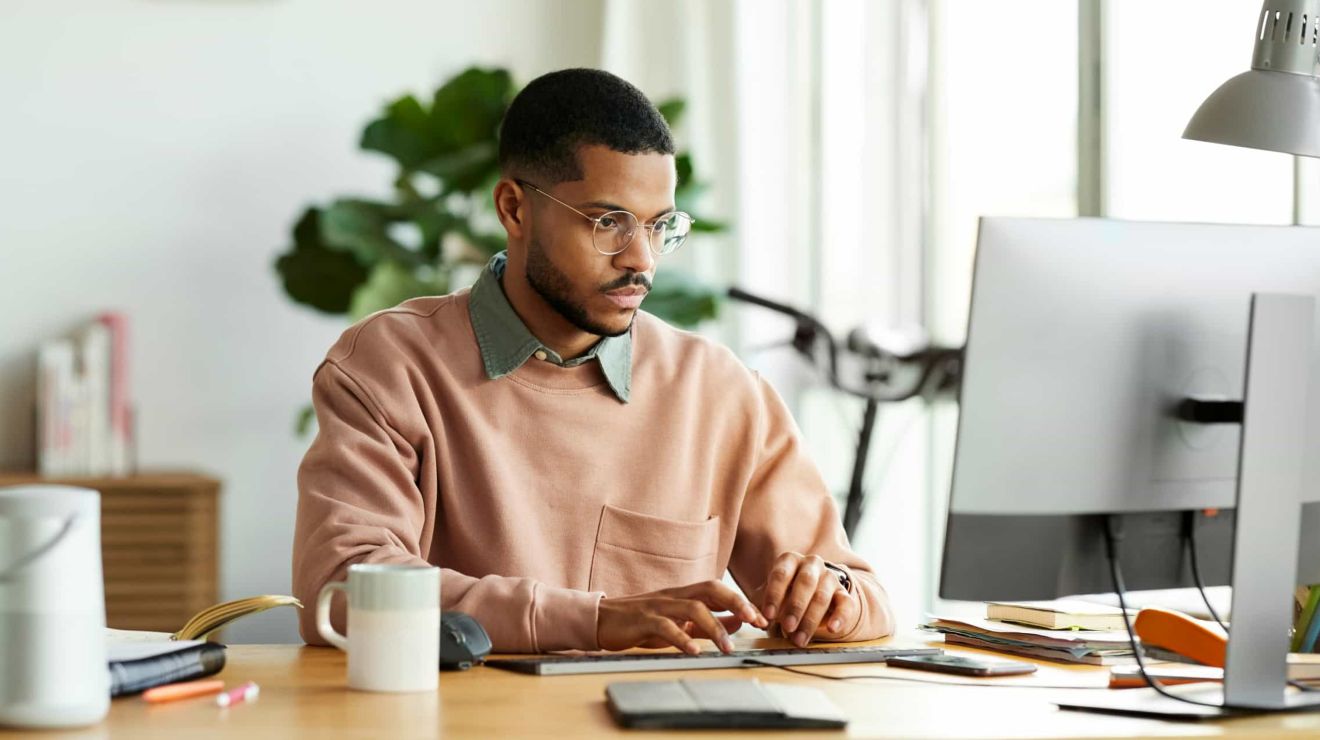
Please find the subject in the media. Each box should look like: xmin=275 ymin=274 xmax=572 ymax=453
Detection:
xmin=0 ymin=472 xmax=219 ymax=631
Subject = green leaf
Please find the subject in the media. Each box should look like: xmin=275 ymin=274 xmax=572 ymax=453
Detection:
xmin=675 ymin=152 xmax=695 ymax=189
xmin=416 ymin=141 xmax=499 ymax=194
xmin=676 ymin=183 xmax=710 ymax=215
xmin=690 ymin=216 xmax=728 ymax=233
xmin=348 ymin=260 xmax=448 ymax=320
xmin=381 ymin=198 xmax=467 ymax=261
xmin=672 ymin=153 xmax=728 ymax=234
xmin=644 ymin=269 xmax=722 ymax=328
xmin=321 ymin=199 xmax=422 ymax=267
xmin=274 ymin=208 xmax=371 ymax=314
xmin=655 ymin=98 xmax=686 ymax=128
xmin=292 ymin=205 xmax=320 ymax=244
xmin=360 ymin=95 xmax=437 ymax=168
xmin=295 ymin=403 xmax=316 ymax=437
xmin=428 ymin=67 xmax=513 ymax=151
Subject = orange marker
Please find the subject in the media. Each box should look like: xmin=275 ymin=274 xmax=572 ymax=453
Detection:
xmin=142 ymin=679 xmax=225 ymax=704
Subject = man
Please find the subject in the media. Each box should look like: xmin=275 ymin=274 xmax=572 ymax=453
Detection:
xmin=293 ymin=68 xmax=894 ymax=654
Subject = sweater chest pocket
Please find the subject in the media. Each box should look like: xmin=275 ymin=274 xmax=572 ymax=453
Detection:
xmin=587 ymin=504 xmax=722 ymax=597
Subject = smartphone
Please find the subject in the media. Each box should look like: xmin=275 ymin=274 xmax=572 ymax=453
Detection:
xmin=886 ymin=654 xmax=1037 ymax=677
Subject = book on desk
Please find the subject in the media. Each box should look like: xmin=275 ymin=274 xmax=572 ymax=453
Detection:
xmin=922 ymin=613 xmax=1135 ymax=665
xmin=105 ymin=595 xmax=300 ymax=696
xmin=985 ymin=600 xmax=1131 ymax=631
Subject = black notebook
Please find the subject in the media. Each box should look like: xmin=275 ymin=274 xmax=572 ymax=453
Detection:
xmin=606 ymin=678 xmax=848 ymax=730
xmin=107 ymin=641 xmax=227 ymax=697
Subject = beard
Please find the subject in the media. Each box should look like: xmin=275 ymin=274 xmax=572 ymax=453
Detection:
xmin=525 ymin=236 xmax=642 ymax=338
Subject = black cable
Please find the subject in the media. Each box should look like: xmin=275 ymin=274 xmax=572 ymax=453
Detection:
xmin=1183 ymin=511 xmax=1229 ymax=631
xmin=1105 ymin=516 xmax=1252 ymax=711
xmin=1182 ymin=514 xmax=1317 ymax=694
xmin=749 ymin=521 xmax=1320 ymax=699
xmin=740 ymin=659 xmax=1109 ymax=690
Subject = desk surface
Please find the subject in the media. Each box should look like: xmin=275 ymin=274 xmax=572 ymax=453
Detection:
xmin=11 ymin=635 xmax=1320 ymax=739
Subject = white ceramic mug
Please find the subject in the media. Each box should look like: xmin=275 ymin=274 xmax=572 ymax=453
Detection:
xmin=0 ymin=486 xmax=109 ymax=729
xmin=316 ymin=563 xmax=440 ymax=693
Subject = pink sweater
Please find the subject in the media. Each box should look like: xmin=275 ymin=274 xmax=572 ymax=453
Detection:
xmin=293 ymin=290 xmax=894 ymax=651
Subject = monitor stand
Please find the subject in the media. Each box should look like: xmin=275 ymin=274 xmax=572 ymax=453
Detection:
xmin=1059 ymin=293 xmax=1320 ymax=719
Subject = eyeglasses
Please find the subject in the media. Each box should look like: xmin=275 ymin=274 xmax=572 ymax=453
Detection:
xmin=515 ymin=178 xmax=694 ymax=257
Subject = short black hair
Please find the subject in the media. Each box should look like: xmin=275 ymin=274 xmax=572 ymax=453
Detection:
xmin=498 ymin=68 xmax=675 ymax=184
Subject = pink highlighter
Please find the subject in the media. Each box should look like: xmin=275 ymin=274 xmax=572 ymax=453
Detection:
xmin=215 ymin=681 xmax=260 ymax=708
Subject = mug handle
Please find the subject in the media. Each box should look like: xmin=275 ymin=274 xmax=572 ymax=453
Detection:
xmin=316 ymin=581 xmax=350 ymax=651
xmin=0 ymin=515 xmax=78 ymax=582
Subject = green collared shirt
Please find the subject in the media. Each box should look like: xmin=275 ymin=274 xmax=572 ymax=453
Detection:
xmin=467 ymin=252 xmax=632 ymax=403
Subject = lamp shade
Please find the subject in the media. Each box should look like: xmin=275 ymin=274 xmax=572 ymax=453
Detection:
xmin=1183 ymin=1 xmax=1320 ymax=158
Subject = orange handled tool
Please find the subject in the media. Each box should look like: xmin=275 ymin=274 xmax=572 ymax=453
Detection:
xmin=1133 ymin=607 xmax=1227 ymax=667
xmin=142 ymin=679 xmax=226 ymax=704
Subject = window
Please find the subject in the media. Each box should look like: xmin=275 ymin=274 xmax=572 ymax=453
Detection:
xmin=730 ymin=0 xmax=1316 ymax=628
xmin=924 ymin=0 xmax=1080 ymax=621
xmin=1105 ymin=1 xmax=1294 ymax=224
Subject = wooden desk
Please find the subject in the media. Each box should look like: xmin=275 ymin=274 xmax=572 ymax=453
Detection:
xmin=10 ymin=637 xmax=1320 ymax=739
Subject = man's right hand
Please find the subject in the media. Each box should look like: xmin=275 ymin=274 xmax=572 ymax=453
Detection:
xmin=596 ymin=580 xmax=769 ymax=655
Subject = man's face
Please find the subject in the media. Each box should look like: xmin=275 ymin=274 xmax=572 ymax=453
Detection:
xmin=523 ymin=145 xmax=676 ymax=337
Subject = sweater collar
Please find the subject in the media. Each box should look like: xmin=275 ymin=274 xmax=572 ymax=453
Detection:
xmin=468 ymin=252 xmax=632 ymax=403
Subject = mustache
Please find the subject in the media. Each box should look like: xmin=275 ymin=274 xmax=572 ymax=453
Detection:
xmin=600 ymin=273 xmax=652 ymax=292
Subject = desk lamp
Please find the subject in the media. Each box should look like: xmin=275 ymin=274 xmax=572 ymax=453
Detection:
xmin=1184 ymin=0 xmax=1320 ymax=158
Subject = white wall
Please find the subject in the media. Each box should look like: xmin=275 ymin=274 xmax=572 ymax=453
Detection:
xmin=0 ymin=0 xmax=604 ymax=642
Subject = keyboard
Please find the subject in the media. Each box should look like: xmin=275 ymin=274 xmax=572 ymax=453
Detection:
xmin=484 ymin=645 xmax=942 ymax=676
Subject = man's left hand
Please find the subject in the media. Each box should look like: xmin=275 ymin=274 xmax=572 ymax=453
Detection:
xmin=759 ymin=552 xmax=857 ymax=647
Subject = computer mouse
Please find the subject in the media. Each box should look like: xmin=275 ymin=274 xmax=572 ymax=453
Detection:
xmin=440 ymin=611 xmax=492 ymax=671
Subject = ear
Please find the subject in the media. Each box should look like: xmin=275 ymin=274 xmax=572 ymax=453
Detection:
xmin=493 ymin=178 xmax=528 ymax=239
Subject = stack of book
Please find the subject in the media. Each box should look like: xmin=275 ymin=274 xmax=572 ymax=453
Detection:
xmin=923 ymin=600 xmax=1137 ymax=665
xmin=36 ymin=313 xmax=132 ymax=476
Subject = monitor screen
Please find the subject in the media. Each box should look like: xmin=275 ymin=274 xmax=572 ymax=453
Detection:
xmin=942 ymin=217 xmax=1320 ymax=601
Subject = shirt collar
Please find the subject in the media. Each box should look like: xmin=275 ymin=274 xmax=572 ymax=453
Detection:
xmin=467 ymin=252 xmax=632 ymax=403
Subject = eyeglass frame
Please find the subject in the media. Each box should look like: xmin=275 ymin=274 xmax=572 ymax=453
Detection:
xmin=513 ymin=178 xmax=695 ymax=257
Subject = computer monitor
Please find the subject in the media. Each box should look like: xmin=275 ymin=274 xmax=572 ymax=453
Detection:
xmin=940 ymin=216 xmax=1320 ymax=714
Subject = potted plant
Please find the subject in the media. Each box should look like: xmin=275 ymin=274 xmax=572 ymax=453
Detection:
xmin=274 ymin=66 xmax=726 ymax=433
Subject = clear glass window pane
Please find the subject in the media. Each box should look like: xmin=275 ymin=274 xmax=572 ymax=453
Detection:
xmin=926 ymin=0 xmax=1078 ymax=619
xmin=930 ymin=0 xmax=1079 ymax=346
xmin=1105 ymin=1 xmax=1293 ymax=224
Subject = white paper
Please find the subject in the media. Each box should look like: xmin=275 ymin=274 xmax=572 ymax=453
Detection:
xmin=105 ymin=628 xmax=174 ymax=643
xmin=924 ymin=614 xmax=1134 ymax=645
xmin=106 ymin=638 xmax=206 ymax=662
xmin=985 ymin=599 xmax=1126 ymax=616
